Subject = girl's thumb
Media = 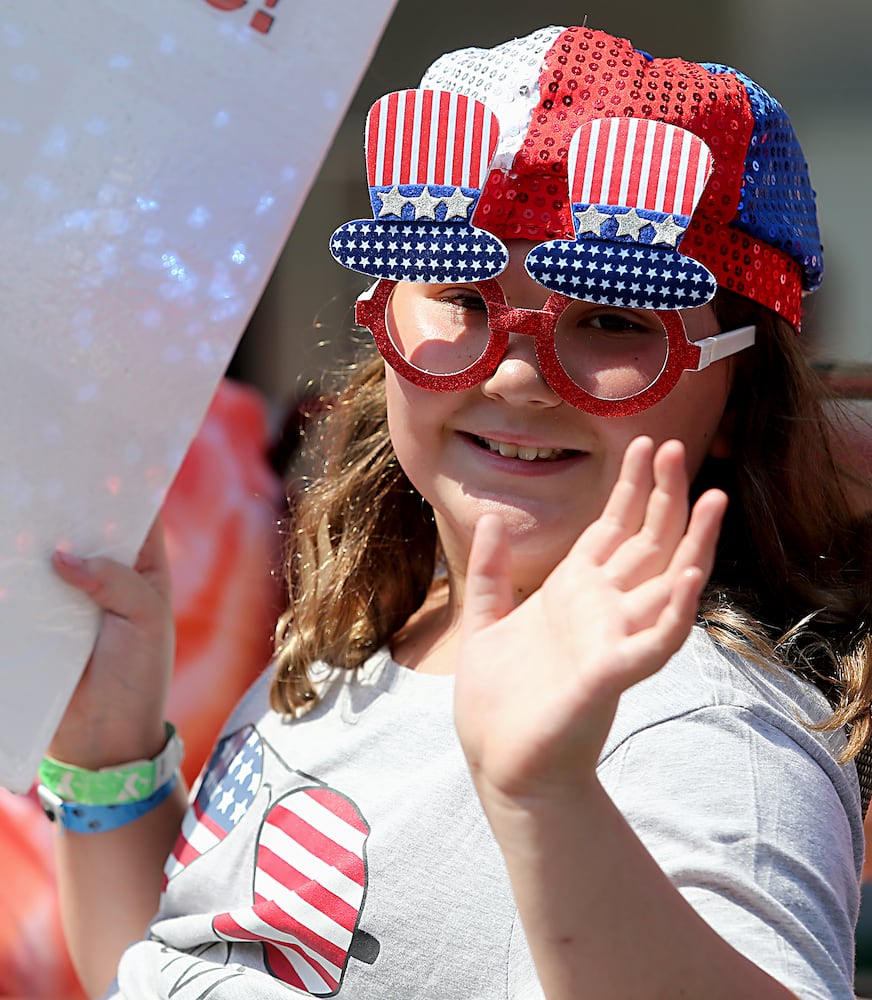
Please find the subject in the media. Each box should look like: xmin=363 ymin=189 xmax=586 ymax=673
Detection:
xmin=461 ymin=514 xmax=514 ymax=636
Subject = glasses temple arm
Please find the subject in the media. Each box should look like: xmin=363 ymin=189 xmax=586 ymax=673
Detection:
xmin=694 ymin=324 xmax=756 ymax=371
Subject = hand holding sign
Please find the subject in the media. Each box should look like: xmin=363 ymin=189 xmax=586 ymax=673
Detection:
xmin=0 ymin=0 xmax=397 ymax=791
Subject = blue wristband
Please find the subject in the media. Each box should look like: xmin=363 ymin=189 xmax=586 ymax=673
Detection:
xmin=38 ymin=771 xmax=178 ymax=833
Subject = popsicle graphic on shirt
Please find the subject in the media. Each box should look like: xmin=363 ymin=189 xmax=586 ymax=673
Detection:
xmin=163 ymin=726 xmax=379 ymax=995
xmin=164 ymin=726 xmax=264 ymax=886
xmin=214 ymin=785 xmax=376 ymax=994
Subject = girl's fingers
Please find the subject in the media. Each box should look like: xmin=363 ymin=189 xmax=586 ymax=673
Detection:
xmin=618 ymin=566 xmax=708 ymax=679
xmin=53 ymin=515 xmax=171 ymax=618
xmin=133 ymin=516 xmax=174 ymax=606
xmin=52 ymin=549 xmax=106 ymax=596
xmin=52 ymin=551 xmax=138 ymax=619
xmin=135 ymin=515 xmax=169 ymax=575
xmin=462 ymin=514 xmax=514 ymax=638
xmin=585 ymin=436 xmax=656 ymax=558
xmin=602 ymin=442 xmax=690 ymax=584
xmin=666 ymin=487 xmax=727 ymax=581
xmin=587 ymin=439 xmax=692 ymax=590
xmin=642 ymin=440 xmax=691 ymax=542
xmin=615 ymin=489 xmax=727 ymax=633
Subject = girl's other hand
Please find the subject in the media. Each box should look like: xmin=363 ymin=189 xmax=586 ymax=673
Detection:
xmin=455 ymin=436 xmax=727 ymax=805
xmin=48 ymin=517 xmax=175 ymax=769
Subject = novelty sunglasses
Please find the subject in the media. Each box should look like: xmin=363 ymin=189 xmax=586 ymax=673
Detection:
xmin=355 ymin=277 xmax=755 ymax=417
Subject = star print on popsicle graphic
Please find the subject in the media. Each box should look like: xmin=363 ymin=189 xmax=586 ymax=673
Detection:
xmin=163 ymin=726 xmax=264 ymax=886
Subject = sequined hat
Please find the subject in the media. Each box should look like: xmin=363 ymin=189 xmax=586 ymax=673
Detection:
xmin=332 ymin=25 xmax=823 ymax=329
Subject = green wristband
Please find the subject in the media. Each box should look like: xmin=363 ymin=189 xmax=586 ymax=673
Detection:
xmin=38 ymin=722 xmax=184 ymax=805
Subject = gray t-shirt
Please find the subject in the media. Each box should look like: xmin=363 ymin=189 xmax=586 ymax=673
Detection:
xmin=109 ymin=628 xmax=863 ymax=999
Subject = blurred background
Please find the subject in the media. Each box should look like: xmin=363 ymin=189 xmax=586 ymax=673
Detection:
xmin=230 ymin=0 xmax=872 ymax=419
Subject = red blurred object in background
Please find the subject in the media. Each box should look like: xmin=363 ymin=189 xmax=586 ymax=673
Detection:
xmin=0 ymin=379 xmax=284 ymax=998
xmin=162 ymin=379 xmax=284 ymax=785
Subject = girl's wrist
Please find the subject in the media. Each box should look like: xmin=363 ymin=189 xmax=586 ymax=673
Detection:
xmin=471 ymin=764 xmax=604 ymax=838
xmin=48 ymin=719 xmax=170 ymax=772
xmin=40 ymin=722 xmax=184 ymax=807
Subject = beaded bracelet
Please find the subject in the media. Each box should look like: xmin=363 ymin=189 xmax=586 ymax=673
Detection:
xmin=38 ymin=722 xmax=184 ymax=806
xmin=38 ymin=771 xmax=179 ymax=833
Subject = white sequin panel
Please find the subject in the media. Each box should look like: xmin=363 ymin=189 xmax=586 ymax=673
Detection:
xmin=420 ymin=25 xmax=563 ymax=173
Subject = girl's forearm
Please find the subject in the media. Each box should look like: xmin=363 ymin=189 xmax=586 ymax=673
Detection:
xmin=482 ymin=776 xmax=799 ymax=1000
xmin=54 ymin=781 xmax=187 ymax=999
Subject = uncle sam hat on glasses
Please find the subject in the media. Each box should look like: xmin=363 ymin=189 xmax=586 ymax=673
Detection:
xmin=524 ymin=116 xmax=718 ymax=310
xmin=331 ymin=24 xmax=823 ymax=330
xmin=329 ymin=88 xmax=509 ymax=282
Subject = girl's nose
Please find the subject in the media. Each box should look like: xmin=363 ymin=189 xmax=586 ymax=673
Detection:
xmin=479 ymin=333 xmax=562 ymax=408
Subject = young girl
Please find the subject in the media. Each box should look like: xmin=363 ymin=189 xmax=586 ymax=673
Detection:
xmin=43 ymin=24 xmax=871 ymax=1000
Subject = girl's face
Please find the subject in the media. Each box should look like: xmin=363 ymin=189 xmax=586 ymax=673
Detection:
xmin=384 ymin=242 xmax=735 ymax=598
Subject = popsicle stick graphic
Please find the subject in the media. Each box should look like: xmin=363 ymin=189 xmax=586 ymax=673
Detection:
xmin=214 ymin=786 xmax=378 ymax=996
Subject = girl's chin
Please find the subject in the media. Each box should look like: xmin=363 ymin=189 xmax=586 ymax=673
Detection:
xmin=452 ymin=493 xmax=594 ymax=538
xmin=438 ymin=504 xmax=589 ymax=588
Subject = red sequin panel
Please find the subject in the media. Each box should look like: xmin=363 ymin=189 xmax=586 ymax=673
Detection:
xmin=682 ymin=217 xmax=803 ymax=331
xmin=477 ymin=27 xmax=755 ymax=242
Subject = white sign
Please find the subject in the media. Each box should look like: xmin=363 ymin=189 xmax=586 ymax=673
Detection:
xmin=0 ymin=0 xmax=397 ymax=791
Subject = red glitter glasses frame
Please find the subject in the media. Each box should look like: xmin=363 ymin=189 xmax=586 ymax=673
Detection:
xmin=355 ymin=278 xmax=755 ymax=417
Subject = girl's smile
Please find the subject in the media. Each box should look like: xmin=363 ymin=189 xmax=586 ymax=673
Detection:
xmin=467 ymin=432 xmax=582 ymax=464
xmin=460 ymin=432 xmax=585 ymax=476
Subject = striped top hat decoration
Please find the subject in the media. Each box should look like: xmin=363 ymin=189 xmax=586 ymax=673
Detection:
xmin=525 ymin=117 xmax=718 ymax=310
xmin=330 ymin=89 xmax=509 ymax=282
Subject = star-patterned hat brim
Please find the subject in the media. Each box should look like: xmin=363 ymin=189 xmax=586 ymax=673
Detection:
xmin=525 ymin=239 xmax=717 ymax=311
xmin=330 ymin=219 xmax=508 ymax=283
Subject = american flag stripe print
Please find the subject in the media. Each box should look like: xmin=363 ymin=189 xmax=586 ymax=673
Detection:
xmin=432 ymin=92 xmax=452 ymax=185
xmin=214 ymin=786 xmax=371 ymax=996
xmin=215 ymin=899 xmax=345 ymax=990
xmin=570 ymin=118 xmax=712 ymax=217
xmin=163 ymin=727 xmax=262 ymax=888
xmin=255 ymin=843 xmax=361 ymax=928
xmin=366 ymin=89 xmax=497 ymax=188
xmin=163 ymin=799 xmax=226 ymax=885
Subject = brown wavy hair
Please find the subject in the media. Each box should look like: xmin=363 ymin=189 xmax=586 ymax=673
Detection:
xmin=270 ymin=292 xmax=872 ymax=759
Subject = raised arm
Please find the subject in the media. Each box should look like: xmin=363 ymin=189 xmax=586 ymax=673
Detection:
xmin=454 ymin=437 xmax=804 ymax=999
xmin=49 ymin=518 xmax=187 ymax=997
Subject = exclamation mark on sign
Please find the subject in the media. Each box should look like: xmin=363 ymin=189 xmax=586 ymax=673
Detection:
xmin=250 ymin=0 xmax=279 ymax=33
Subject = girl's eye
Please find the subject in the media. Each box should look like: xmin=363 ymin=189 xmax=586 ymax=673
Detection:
xmin=438 ymin=290 xmax=487 ymax=312
xmin=586 ymin=313 xmax=653 ymax=334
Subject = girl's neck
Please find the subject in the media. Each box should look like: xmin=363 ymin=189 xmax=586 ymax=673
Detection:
xmin=390 ymin=580 xmax=462 ymax=675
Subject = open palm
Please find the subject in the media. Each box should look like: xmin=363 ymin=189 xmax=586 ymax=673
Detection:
xmin=454 ymin=436 xmax=727 ymax=804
